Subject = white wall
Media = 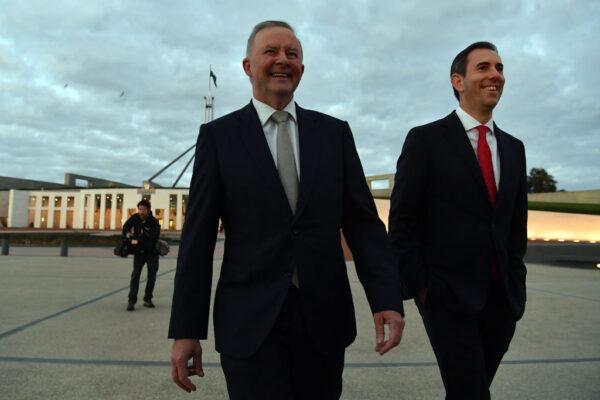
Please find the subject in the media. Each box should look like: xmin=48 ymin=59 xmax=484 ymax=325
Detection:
xmin=8 ymin=190 xmax=30 ymax=227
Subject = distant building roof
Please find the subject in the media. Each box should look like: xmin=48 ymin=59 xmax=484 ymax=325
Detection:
xmin=0 ymin=173 xmax=138 ymax=191
xmin=0 ymin=176 xmax=68 ymax=190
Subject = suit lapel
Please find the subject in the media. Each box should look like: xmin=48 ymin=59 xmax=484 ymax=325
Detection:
xmin=235 ymin=102 xmax=291 ymax=207
xmin=294 ymin=105 xmax=321 ymax=220
xmin=442 ymin=112 xmax=493 ymax=211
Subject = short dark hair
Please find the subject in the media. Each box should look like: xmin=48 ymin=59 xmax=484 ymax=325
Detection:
xmin=450 ymin=41 xmax=498 ymax=100
xmin=246 ymin=20 xmax=300 ymax=57
xmin=137 ymin=199 xmax=151 ymax=209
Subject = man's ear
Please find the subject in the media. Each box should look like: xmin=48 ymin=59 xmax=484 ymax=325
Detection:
xmin=451 ymin=73 xmax=464 ymax=96
xmin=242 ymin=58 xmax=252 ymax=79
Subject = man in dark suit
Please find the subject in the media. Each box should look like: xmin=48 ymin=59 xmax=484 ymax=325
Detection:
xmin=169 ymin=20 xmax=405 ymax=399
xmin=389 ymin=41 xmax=527 ymax=399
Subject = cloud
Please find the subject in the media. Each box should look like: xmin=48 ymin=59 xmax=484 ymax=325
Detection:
xmin=1 ymin=0 xmax=598 ymax=190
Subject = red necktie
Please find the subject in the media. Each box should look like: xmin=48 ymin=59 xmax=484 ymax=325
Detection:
xmin=477 ymin=125 xmax=500 ymax=279
xmin=476 ymin=125 xmax=497 ymax=206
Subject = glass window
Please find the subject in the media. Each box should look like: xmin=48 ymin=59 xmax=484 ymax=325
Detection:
xmin=181 ymin=195 xmax=189 ymax=227
xmin=29 ymin=196 xmax=37 ymax=208
xmin=54 ymin=196 xmax=62 ymax=208
xmin=115 ymin=194 xmax=124 ymax=229
xmin=41 ymin=196 xmax=49 ymax=208
xmin=67 ymin=196 xmax=75 ymax=208
xmin=169 ymin=194 xmax=177 ymax=230
xmin=104 ymin=194 xmax=112 ymax=229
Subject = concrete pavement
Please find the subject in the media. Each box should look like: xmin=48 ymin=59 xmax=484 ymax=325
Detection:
xmin=0 ymin=250 xmax=599 ymax=399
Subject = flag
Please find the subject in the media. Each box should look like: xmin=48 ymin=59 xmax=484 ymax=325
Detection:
xmin=210 ymin=69 xmax=217 ymax=88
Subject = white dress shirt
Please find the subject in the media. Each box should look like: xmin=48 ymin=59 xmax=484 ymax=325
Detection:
xmin=455 ymin=106 xmax=500 ymax=189
xmin=252 ymin=98 xmax=301 ymax=180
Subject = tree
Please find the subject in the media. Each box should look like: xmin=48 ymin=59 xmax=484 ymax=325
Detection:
xmin=527 ymin=168 xmax=557 ymax=193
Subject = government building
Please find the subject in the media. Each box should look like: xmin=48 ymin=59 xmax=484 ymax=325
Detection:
xmin=0 ymin=174 xmax=190 ymax=231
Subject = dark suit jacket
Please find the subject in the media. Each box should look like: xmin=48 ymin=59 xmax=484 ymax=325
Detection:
xmin=389 ymin=111 xmax=527 ymax=320
xmin=169 ymin=102 xmax=403 ymax=357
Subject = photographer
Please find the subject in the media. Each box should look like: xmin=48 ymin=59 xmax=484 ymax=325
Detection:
xmin=123 ymin=199 xmax=161 ymax=311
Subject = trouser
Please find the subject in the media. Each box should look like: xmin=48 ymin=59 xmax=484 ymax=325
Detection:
xmin=127 ymin=253 xmax=159 ymax=303
xmin=220 ymin=286 xmax=345 ymax=400
xmin=416 ymin=280 xmax=517 ymax=400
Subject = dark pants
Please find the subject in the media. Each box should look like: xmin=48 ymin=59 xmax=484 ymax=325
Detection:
xmin=416 ymin=280 xmax=516 ymax=400
xmin=127 ymin=253 xmax=159 ymax=304
xmin=220 ymin=286 xmax=345 ymax=400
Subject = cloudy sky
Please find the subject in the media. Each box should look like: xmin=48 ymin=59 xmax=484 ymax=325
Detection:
xmin=1 ymin=0 xmax=598 ymax=190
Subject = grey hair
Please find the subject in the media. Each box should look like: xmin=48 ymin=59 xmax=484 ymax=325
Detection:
xmin=246 ymin=20 xmax=301 ymax=56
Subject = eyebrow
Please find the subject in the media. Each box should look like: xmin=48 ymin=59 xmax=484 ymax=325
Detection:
xmin=476 ymin=61 xmax=504 ymax=68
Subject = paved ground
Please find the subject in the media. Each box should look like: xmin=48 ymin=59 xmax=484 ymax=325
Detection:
xmin=0 ymin=248 xmax=599 ymax=399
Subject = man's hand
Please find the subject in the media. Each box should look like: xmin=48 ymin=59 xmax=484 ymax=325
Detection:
xmin=170 ymin=339 xmax=204 ymax=393
xmin=373 ymin=310 xmax=405 ymax=355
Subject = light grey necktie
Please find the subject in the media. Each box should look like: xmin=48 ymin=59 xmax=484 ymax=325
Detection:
xmin=271 ymin=110 xmax=300 ymax=287
xmin=271 ymin=111 xmax=298 ymax=213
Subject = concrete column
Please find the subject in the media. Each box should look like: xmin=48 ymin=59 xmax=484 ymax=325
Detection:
xmin=110 ymin=192 xmax=117 ymax=230
xmin=47 ymin=195 xmax=55 ymax=228
xmin=99 ymin=192 xmax=106 ymax=230
xmin=176 ymin=193 xmax=183 ymax=230
xmin=75 ymin=193 xmax=85 ymax=229
xmin=88 ymin=195 xmax=95 ymax=229
xmin=34 ymin=195 xmax=41 ymax=228
xmin=60 ymin=196 xmax=68 ymax=228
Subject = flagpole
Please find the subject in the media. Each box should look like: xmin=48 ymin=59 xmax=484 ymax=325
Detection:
xmin=208 ymin=64 xmax=212 ymax=96
xmin=204 ymin=65 xmax=214 ymax=123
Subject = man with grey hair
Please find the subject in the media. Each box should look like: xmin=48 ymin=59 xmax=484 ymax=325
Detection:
xmin=169 ymin=20 xmax=405 ymax=399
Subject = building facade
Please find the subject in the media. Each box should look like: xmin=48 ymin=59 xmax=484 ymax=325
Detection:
xmin=6 ymin=187 xmax=189 ymax=231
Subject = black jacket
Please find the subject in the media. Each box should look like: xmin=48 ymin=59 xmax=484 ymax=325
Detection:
xmin=389 ymin=111 xmax=527 ymax=320
xmin=122 ymin=212 xmax=161 ymax=256
xmin=168 ymin=102 xmax=404 ymax=357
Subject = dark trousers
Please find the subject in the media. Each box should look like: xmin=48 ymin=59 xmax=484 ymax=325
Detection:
xmin=220 ymin=286 xmax=345 ymax=400
xmin=416 ymin=280 xmax=516 ymax=400
xmin=127 ymin=253 xmax=159 ymax=303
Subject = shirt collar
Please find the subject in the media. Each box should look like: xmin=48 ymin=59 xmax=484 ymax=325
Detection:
xmin=252 ymin=98 xmax=297 ymax=127
xmin=455 ymin=106 xmax=495 ymax=134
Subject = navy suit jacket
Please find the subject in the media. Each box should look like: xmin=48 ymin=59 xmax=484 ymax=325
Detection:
xmin=389 ymin=111 xmax=527 ymax=320
xmin=169 ymin=102 xmax=403 ymax=357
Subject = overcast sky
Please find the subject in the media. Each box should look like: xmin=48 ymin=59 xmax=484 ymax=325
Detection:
xmin=1 ymin=0 xmax=598 ymax=190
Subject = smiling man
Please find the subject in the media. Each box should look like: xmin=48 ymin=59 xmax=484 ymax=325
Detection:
xmin=169 ymin=20 xmax=405 ymax=399
xmin=389 ymin=42 xmax=527 ymax=399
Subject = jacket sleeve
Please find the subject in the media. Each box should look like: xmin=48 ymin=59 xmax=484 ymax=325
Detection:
xmin=508 ymin=141 xmax=528 ymax=297
xmin=340 ymin=122 xmax=404 ymax=316
xmin=122 ymin=216 xmax=134 ymax=237
xmin=149 ymin=218 xmax=160 ymax=243
xmin=388 ymin=128 xmax=429 ymax=299
xmin=168 ymin=124 xmax=221 ymax=339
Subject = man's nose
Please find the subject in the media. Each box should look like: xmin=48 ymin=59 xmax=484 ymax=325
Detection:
xmin=490 ymin=67 xmax=503 ymax=81
xmin=274 ymin=50 xmax=289 ymax=63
